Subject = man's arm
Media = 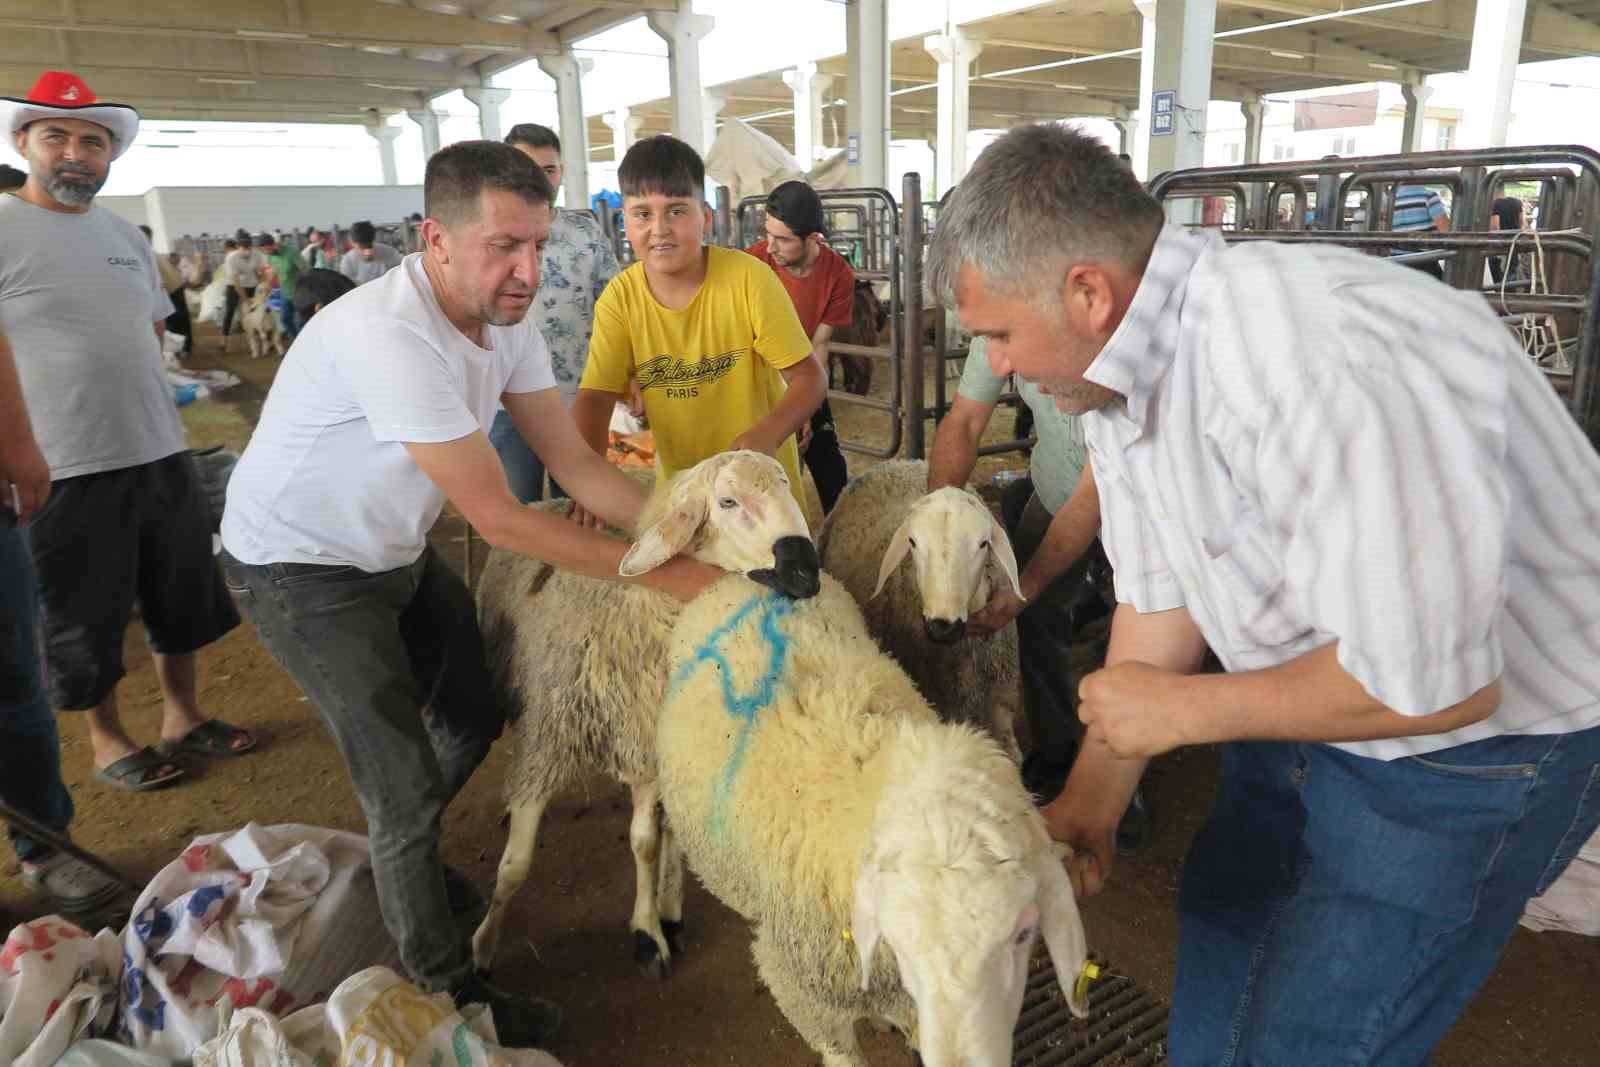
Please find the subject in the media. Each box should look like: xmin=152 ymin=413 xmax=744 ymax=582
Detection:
xmin=501 ymin=388 xmax=646 ymax=528
xmin=401 ymin=430 xmax=720 ymax=602
xmin=572 ymin=387 xmax=624 ymax=459
xmin=927 ymin=392 xmax=998 ymax=491
xmin=1080 ymin=642 xmax=1501 ymax=760
xmin=969 ymin=461 xmax=1101 ymax=635
xmin=0 ymin=329 xmax=50 ymax=522
xmin=731 ymin=353 xmax=825 ymax=455
xmin=1044 ymin=603 xmax=1209 ymax=896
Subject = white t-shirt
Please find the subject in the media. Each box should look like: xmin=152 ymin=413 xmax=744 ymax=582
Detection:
xmin=224 ymin=249 xmax=267 ymax=289
xmin=221 ymin=254 xmax=556 ymax=572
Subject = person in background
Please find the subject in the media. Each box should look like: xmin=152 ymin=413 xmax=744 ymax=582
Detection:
xmin=743 ymin=180 xmax=852 ymax=513
xmin=572 ymin=135 xmax=825 ymax=516
xmin=222 ymin=233 xmax=266 ymax=352
xmin=0 ymin=70 xmax=256 ymax=794
xmin=1488 ymin=193 xmax=1525 ymax=285
xmin=301 ymin=225 xmax=337 ymax=271
xmin=1392 ymin=182 xmax=1451 ymax=280
xmin=141 ymin=224 xmax=191 ymax=358
xmin=0 ymin=326 xmax=122 ymax=920
xmin=493 ymin=122 xmax=620 ymax=502
xmin=291 ymin=267 xmax=356 ymax=324
xmin=931 ymin=120 xmax=1600 ymax=1066
xmin=339 ymin=220 xmax=403 ymax=285
xmin=257 ymin=230 xmax=302 ymax=342
xmin=0 ymin=163 xmax=24 ymax=192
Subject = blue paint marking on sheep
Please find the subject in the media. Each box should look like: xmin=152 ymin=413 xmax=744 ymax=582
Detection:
xmin=670 ymin=590 xmax=797 ymax=834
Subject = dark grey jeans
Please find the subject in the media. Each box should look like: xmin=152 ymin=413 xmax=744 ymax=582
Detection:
xmin=1000 ymin=478 xmax=1089 ymax=770
xmin=220 ymin=546 xmax=501 ymax=993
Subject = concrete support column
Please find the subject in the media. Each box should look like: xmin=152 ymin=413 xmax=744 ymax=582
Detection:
xmin=1240 ymin=95 xmax=1265 ymax=164
xmin=367 ymin=123 xmax=401 ymax=186
xmin=605 ymin=108 xmax=644 ymax=163
xmin=1401 ymin=77 xmax=1432 ymax=153
xmin=846 ymin=0 xmax=889 ymax=189
xmin=1133 ymin=0 xmax=1157 ymax=179
xmin=406 ymin=107 xmax=443 ymax=161
xmin=463 ymin=86 xmax=511 ymax=141
xmin=538 ymin=51 xmax=592 ymax=209
xmin=784 ymin=62 xmax=835 ymax=165
xmin=702 ymin=92 xmax=726 ymax=155
xmin=647 ymin=3 xmax=716 ymax=155
xmin=923 ymin=27 xmax=983 ymax=195
xmin=1140 ymin=0 xmax=1217 ymax=182
xmin=1459 ymin=0 xmax=1527 ymax=148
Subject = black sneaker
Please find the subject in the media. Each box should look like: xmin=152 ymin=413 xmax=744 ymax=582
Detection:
xmin=454 ymin=972 xmax=562 ymax=1049
xmin=1115 ymin=787 xmax=1151 ymax=856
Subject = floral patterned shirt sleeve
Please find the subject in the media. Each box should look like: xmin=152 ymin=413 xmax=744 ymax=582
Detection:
xmin=536 ymin=209 xmax=621 ymax=406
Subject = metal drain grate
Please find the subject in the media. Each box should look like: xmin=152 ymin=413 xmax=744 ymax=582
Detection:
xmin=1013 ymin=954 xmax=1169 ymax=1066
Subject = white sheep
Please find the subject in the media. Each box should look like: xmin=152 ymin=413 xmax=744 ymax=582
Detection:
xmin=471 ymin=450 xmax=820 ymax=979
xmin=240 ymin=288 xmax=286 ymax=359
xmin=658 ymin=573 xmax=1088 ymax=1067
xmin=817 ymin=459 xmax=1024 ymax=759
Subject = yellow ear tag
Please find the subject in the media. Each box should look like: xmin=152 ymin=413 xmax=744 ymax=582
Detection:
xmin=841 ymin=927 xmax=853 ymax=943
xmin=1072 ymin=961 xmax=1101 ymax=1006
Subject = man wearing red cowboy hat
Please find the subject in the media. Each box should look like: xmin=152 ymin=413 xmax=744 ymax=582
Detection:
xmin=0 ymin=71 xmax=256 ymax=797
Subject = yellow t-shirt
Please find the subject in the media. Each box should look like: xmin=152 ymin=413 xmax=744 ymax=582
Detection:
xmin=581 ymin=245 xmax=812 ymax=505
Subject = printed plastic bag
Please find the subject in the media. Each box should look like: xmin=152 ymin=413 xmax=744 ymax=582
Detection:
xmin=0 ymin=917 xmax=123 ymax=1067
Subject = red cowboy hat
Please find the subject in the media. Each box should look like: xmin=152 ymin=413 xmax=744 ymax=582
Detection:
xmin=2 ymin=71 xmax=140 ymax=159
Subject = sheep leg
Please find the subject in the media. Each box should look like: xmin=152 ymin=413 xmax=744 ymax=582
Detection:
xmin=628 ymin=779 xmax=673 ymax=980
xmin=990 ymin=697 xmax=1024 ymax=764
xmin=752 ymin=929 xmax=868 ymax=1067
xmin=656 ymin=818 xmax=686 ymax=956
xmin=471 ymin=795 xmax=547 ymax=973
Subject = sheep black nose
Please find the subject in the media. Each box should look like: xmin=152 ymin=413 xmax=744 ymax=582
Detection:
xmin=925 ymin=617 xmax=966 ymax=644
xmin=750 ymin=536 xmax=821 ymax=599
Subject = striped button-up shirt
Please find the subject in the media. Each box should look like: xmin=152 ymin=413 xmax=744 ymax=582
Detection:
xmin=1084 ymin=224 xmax=1600 ymax=760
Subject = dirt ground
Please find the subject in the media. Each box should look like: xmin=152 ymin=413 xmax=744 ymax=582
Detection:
xmin=2 ymin=318 xmax=1596 ymax=1065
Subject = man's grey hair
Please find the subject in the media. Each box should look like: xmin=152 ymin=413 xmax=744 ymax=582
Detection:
xmin=926 ymin=123 xmax=1164 ymax=308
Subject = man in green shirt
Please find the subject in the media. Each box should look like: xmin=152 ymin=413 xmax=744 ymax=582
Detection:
xmin=928 ymin=335 xmax=1148 ymax=852
xmin=257 ymin=231 xmax=303 ymax=342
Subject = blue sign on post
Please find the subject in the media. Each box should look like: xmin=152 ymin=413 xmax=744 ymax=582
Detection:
xmin=847 ymin=133 xmax=860 ymax=165
xmin=1151 ymin=90 xmax=1176 ymax=136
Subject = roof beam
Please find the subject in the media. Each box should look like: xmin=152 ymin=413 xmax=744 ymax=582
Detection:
xmin=3 ymin=0 xmax=558 ymax=55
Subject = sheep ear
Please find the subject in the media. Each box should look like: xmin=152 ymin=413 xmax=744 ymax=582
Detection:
xmin=1035 ymin=852 xmax=1090 ymax=1018
xmin=988 ymin=512 xmax=1025 ymax=601
xmin=872 ymin=513 xmax=916 ymax=598
xmin=620 ymin=494 xmax=707 ymax=576
xmin=850 ymin=863 xmax=883 ymax=992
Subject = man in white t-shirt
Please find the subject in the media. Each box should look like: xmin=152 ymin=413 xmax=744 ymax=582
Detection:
xmin=220 ymin=141 xmax=723 ymax=1049
xmin=221 ymin=235 xmax=266 ymax=351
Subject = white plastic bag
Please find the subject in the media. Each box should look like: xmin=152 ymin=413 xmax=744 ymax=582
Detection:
xmin=193 ymin=967 xmax=562 ymax=1067
xmin=118 ymin=823 xmax=397 ymax=1058
xmin=1521 ymin=826 xmax=1600 ymax=936
xmin=0 ymin=917 xmax=123 ymax=1067
xmin=197 ymin=278 xmax=227 ymax=327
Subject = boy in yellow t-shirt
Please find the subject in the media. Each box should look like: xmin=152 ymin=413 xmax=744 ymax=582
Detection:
xmin=572 ymin=135 xmax=824 ymax=508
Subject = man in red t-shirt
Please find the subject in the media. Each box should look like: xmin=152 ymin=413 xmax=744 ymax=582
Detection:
xmin=745 ymin=181 xmax=853 ymax=512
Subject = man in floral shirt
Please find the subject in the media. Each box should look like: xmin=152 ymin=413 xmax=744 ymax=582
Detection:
xmin=493 ymin=123 xmax=620 ymax=501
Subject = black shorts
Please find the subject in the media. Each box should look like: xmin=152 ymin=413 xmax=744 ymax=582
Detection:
xmin=28 ymin=452 xmax=240 ymax=710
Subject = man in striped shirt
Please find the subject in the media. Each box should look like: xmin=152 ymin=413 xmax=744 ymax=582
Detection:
xmin=929 ymin=123 xmax=1600 ymax=1065
xmin=1392 ymin=182 xmax=1451 ymax=279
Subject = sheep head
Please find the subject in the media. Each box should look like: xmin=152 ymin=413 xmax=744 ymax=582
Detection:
xmin=619 ymin=450 xmax=819 ymax=599
xmin=871 ymin=487 xmax=1023 ymax=643
xmin=851 ymin=724 xmax=1089 ymax=1067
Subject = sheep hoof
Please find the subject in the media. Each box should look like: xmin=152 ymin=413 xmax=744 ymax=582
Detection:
xmin=662 ymin=919 xmax=685 ymax=956
xmin=632 ymin=930 xmax=672 ymax=981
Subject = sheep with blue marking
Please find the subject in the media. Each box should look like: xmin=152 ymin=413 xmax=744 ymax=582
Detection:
xmin=817 ymin=459 xmax=1025 ymax=760
xmin=470 ymin=450 xmax=821 ymax=980
xmin=657 ymin=572 xmax=1088 ymax=1067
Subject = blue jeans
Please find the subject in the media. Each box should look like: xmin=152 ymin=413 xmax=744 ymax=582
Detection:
xmin=278 ymin=298 xmax=299 ymax=341
xmin=488 ymin=409 xmax=565 ymax=505
xmin=0 ymin=526 xmax=73 ymax=863
xmin=1171 ymin=730 xmax=1600 ymax=1066
xmin=219 ymin=546 xmax=500 ymax=992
